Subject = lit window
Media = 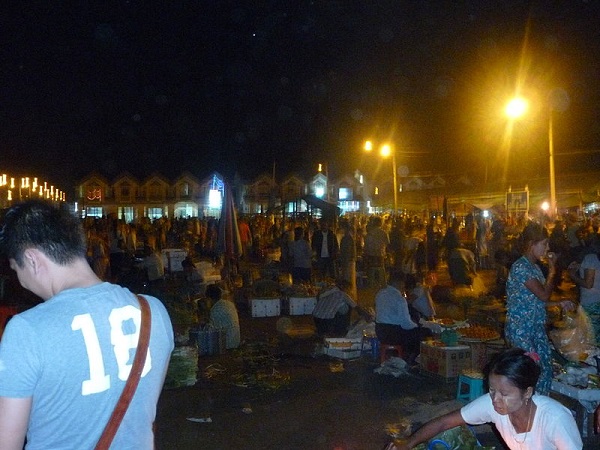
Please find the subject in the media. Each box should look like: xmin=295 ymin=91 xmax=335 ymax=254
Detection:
xmin=338 ymin=187 xmax=351 ymax=200
xmin=209 ymin=189 xmax=222 ymax=208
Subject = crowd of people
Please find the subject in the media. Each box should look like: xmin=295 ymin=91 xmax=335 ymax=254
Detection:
xmin=3 ymin=198 xmax=600 ymax=448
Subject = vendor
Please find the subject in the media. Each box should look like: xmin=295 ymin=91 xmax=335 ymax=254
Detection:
xmin=447 ymin=245 xmax=477 ymax=286
xmin=505 ymin=222 xmax=575 ymax=395
xmin=567 ymin=247 xmax=600 ymax=344
xmin=405 ymin=273 xmax=436 ymax=321
xmin=387 ymin=348 xmax=582 ymax=450
xmin=375 ymin=272 xmax=432 ymax=367
xmin=312 ymin=280 xmax=371 ymax=337
xmin=181 ymin=257 xmax=204 ymax=298
xmin=136 ymin=244 xmax=165 ymax=294
xmin=207 ymin=284 xmax=240 ymax=349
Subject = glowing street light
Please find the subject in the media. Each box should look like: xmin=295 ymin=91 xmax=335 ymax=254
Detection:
xmin=505 ymin=96 xmax=556 ymax=217
xmin=364 ymin=140 xmax=398 ymax=214
xmin=505 ymin=97 xmax=528 ymax=119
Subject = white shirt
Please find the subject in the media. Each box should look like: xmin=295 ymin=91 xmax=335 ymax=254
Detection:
xmin=375 ymin=285 xmax=417 ymax=330
xmin=579 ymin=252 xmax=600 ymax=307
xmin=320 ymin=232 xmax=330 ymax=258
xmin=411 ymin=284 xmax=436 ymax=319
xmin=461 ymin=394 xmax=582 ymax=450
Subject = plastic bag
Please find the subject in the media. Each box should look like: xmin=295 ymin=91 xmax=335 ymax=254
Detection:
xmin=549 ymin=305 xmax=596 ymax=362
xmin=413 ymin=425 xmax=494 ymax=450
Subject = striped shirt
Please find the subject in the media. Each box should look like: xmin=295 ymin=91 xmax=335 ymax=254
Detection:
xmin=312 ymin=287 xmax=357 ymax=319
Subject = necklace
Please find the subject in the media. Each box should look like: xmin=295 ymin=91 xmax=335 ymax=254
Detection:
xmin=510 ymin=399 xmax=534 ymax=446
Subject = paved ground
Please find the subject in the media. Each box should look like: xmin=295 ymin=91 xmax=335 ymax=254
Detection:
xmin=155 ymin=266 xmax=600 ymax=450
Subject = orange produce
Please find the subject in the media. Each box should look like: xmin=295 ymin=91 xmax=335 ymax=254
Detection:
xmin=458 ymin=325 xmax=499 ymax=340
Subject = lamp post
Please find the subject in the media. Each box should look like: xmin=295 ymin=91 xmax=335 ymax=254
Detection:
xmin=505 ymin=97 xmax=557 ymax=217
xmin=548 ymin=109 xmax=556 ymax=218
xmin=364 ymin=140 xmax=398 ymax=214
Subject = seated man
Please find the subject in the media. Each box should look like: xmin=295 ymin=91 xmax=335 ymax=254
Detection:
xmin=136 ymin=244 xmax=165 ymax=295
xmin=447 ymin=245 xmax=477 ymax=286
xmin=375 ymin=272 xmax=432 ymax=366
xmin=405 ymin=273 xmax=436 ymax=321
xmin=181 ymin=257 xmax=204 ymax=298
xmin=312 ymin=280 xmax=366 ymax=336
xmin=208 ymin=284 xmax=240 ymax=349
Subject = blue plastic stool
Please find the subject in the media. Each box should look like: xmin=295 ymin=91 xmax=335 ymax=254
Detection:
xmin=456 ymin=373 xmax=484 ymax=402
xmin=361 ymin=334 xmax=379 ymax=360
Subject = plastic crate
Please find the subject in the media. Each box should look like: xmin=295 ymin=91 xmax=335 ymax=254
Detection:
xmin=250 ymin=298 xmax=281 ymax=317
xmin=288 ymin=297 xmax=317 ymax=315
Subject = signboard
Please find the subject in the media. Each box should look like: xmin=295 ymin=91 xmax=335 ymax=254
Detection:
xmin=506 ymin=190 xmax=529 ymax=212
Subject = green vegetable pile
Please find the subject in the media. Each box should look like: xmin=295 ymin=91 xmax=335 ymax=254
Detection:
xmin=413 ymin=425 xmax=495 ymax=450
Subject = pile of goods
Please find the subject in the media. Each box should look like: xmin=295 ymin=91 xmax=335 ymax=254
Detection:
xmin=437 ymin=318 xmax=457 ymax=327
xmin=282 ymin=282 xmax=320 ymax=298
xmin=251 ymin=279 xmax=282 ymax=298
xmin=164 ymin=346 xmax=198 ymax=389
xmin=390 ymin=425 xmax=495 ymax=450
xmin=554 ymin=362 xmax=598 ymax=389
xmin=458 ymin=325 xmax=500 ymax=341
xmin=549 ymin=305 xmax=600 ymax=364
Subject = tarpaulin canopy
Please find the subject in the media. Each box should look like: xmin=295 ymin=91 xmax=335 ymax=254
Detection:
xmin=301 ymin=194 xmax=342 ymax=216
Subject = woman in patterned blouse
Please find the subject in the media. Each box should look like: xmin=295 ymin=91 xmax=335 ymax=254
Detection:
xmin=505 ymin=222 xmax=575 ymax=395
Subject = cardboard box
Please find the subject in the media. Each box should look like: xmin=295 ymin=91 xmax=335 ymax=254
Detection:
xmin=195 ymin=261 xmax=222 ymax=283
xmin=161 ymin=248 xmax=187 ymax=272
xmin=458 ymin=339 xmax=488 ymax=371
xmin=288 ymin=297 xmax=317 ymax=315
xmin=324 ymin=348 xmax=362 ymax=359
xmin=324 ymin=337 xmax=364 ymax=359
xmin=250 ymin=298 xmax=281 ymax=318
xmin=420 ymin=342 xmax=472 ymax=379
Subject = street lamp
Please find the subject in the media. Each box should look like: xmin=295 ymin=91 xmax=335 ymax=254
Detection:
xmin=505 ymin=97 xmax=556 ymax=217
xmin=364 ymin=140 xmax=398 ymax=214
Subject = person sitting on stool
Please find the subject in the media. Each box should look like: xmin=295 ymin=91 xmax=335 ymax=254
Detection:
xmin=136 ymin=245 xmax=165 ymax=295
xmin=208 ymin=284 xmax=240 ymax=349
xmin=312 ymin=280 xmax=371 ymax=337
xmin=375 ymin=271 xmax=432 ymax=367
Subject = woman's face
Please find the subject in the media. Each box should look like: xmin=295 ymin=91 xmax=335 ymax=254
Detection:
xmin=530 ymin=238 xmax=549 ymax=261
xmin=488 ymin=373 xmax=530 ymax=415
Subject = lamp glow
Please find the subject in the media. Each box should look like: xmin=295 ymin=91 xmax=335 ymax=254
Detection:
xmin=505 ymin=97 xmax=528 ymax=119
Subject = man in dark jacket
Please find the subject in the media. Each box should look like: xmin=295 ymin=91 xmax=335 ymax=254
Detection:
xmin=311 ymin=220 xmax=339 ymax=281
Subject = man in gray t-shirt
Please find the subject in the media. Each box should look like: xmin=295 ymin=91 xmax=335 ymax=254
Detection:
xmin=0 ymin=200 xmax=174 ymax=449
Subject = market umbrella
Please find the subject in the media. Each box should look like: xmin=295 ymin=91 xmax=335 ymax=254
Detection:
xmin=216 ymin=182 xmax=243 ymax=279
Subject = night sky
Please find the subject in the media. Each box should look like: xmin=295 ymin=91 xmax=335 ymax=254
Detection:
xmin=2 ymin=1 xmax=600 ymax=192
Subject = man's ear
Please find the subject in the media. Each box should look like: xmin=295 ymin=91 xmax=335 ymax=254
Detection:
xmin=23 ymin=249 xmax=41 ymax=273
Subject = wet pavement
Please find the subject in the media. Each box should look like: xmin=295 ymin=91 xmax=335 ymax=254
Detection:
xmin=154 ymin=267 xmax=600 ymax=449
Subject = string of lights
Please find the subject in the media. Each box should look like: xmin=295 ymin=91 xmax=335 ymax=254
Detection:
xmin=0 ymin=174 xmax=66 ymax=208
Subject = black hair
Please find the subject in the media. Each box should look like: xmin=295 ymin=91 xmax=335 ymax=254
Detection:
xmin=294 ymin=226 xmax=304 ymax=240
xmin=404 ymin=274 xmax=417 ymax=290
xmin=205 ymin=284 xmax=222 ymax=301
xmin=484 ymin=348 xmax=540 ymax=391
xmin=181 ymin=257 xmax=195 ymax=268
xmin=517 ymin=222 xmax=548 ymax=254
xmin=0 ymin=200 xmax=86 ymax=267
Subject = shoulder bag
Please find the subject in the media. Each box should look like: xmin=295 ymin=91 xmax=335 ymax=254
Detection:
xmin=95 ymin=294 xmax=152 ymax=450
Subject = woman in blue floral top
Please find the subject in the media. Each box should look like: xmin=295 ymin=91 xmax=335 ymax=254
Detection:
xmin=505 ymin=222 xmax=575 ymax=395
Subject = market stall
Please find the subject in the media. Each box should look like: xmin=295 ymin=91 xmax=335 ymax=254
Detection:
xmin=548 ymin=305 xmax=600 ymax=438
